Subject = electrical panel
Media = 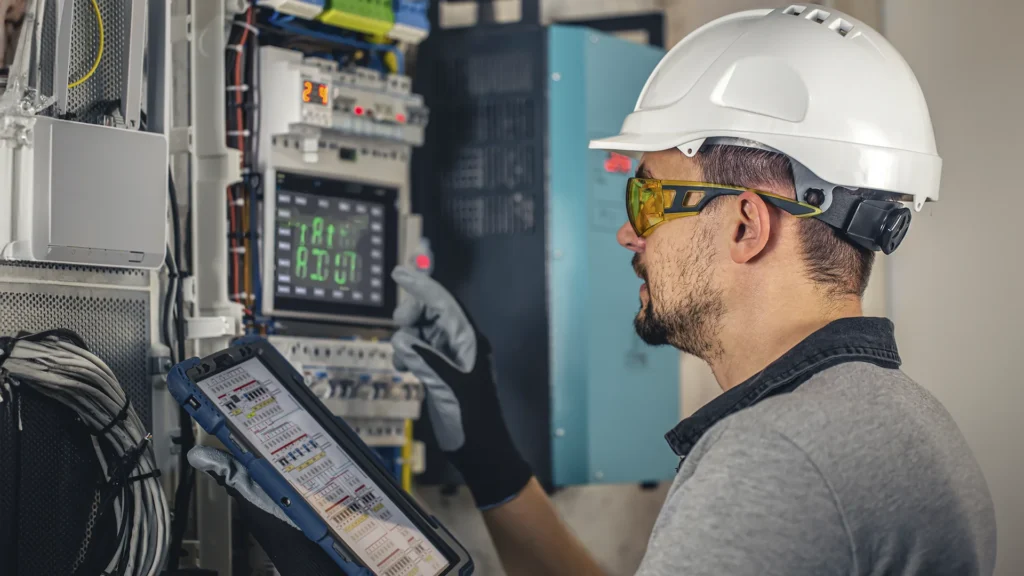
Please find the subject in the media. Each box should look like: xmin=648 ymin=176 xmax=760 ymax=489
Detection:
xmin=414 ymin=25 xmax=678 ymax=488
xmin=183 ymin=7 xmax=435 ymax=573
xmin=260 ymin=46 xmax=430 ymax=326
xmin=256 ymin=45 xmax=432 ymax=447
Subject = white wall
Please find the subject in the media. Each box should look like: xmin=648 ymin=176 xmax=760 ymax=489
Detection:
xmin=883 ymin=1 xmax=1024 ymax=573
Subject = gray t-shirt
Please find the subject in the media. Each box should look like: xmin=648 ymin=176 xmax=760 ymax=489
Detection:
xmin=637 ymin=362 xmax=997 ymax=576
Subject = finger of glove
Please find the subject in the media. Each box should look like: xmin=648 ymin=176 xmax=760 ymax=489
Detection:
xmin=392 ymin=292 xmax=426 ymax=328
xmin=391 ymin=330 xmax=466 ymax=452
xmin=392 ymin=266 xmax=477 ymax=371
xmin=188 ymin=445 xmax=298 ymax=529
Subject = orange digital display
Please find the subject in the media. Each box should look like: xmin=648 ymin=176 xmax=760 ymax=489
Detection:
xmin=302 ymin=80 xmax=329 ymax=106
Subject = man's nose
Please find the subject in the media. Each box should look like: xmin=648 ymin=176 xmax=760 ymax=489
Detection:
xmin=617 ymin=221 xmax=645 ymax=253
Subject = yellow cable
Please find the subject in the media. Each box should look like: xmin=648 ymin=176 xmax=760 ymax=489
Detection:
xmin=401 ymin=419 xmax=413 ymax=492
xmin=68 ymin=0 xmax=104 ymax=89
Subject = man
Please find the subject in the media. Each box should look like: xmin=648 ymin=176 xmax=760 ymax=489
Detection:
xmin=191 ymin=5 xmax=997 ymax=575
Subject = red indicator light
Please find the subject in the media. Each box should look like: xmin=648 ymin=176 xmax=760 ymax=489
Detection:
xmin=354 ymin=106 xmax=365 ymax=116
xmin=604 ymin=152 xmax=633 ymax=174
xmin=415 ymin=254 xmax=431 ymax=270
xmin=395 ymin=113 xmax=407 ymax=124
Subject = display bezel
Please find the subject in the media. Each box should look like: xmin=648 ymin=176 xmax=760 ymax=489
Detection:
xmin=270 ymin=170 xmax=399 ymax=323
xmin=186 ymin=339 xmax=467 ymax=575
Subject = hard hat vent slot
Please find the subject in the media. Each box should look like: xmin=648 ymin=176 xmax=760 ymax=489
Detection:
xmin=830 ymin=18 xmax=854 ymax=37
xmin=807 ymin=9 xmax=830 ymax=24
xmin=783 ymin=5 xmax=807 ymax=16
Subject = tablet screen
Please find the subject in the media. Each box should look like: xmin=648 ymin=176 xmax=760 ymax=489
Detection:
xmin=196 ymin=357 xmax=450 ymax=576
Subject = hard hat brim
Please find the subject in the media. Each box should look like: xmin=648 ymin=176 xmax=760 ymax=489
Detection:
xmin=589 ymin=130 xmax=941 ymax=210
xmin=588 ymin=133 xmax=681 ymax=159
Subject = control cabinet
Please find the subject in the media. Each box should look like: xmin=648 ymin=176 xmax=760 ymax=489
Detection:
xmin=415 ymin=25 xmax=678 ymax=487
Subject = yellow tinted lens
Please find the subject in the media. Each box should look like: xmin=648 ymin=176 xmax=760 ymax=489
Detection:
xmin=628 ymin=179 xmax=665 ymax=236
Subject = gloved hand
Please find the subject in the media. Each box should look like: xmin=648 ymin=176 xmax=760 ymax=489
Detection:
xmin=187 ymin=445 xmax=370 ymax=576
xmin=390 ymin=265 xmax=532 ymax=509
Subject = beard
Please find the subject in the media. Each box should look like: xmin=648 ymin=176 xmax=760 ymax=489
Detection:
xmin=632 ymin=246 xmax=726 ymax=362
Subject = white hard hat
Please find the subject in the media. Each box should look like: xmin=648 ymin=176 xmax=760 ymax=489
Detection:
xmin=589 ymin=4 xmax=941 ymax=212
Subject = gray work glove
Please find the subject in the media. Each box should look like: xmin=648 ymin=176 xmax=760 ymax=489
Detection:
xmin=188 ymin=445 xmax=297 ymax=527
xmin=187 ymin=445 xmax=371 ymax=576
xmin=390 ymin=265 xmax=532 ymax=509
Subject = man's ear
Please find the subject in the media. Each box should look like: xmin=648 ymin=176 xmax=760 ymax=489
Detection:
xmin=729 ymin=191 xmax=772 ymax=264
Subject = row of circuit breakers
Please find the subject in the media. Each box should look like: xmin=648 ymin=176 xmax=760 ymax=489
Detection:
xmin=272 ymin=337 xmax=424 ymax=446
xmin=261 ymin=45 xmax=429 ymax=152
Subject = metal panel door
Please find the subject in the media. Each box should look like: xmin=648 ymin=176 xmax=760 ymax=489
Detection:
xmin=549 ymin=25 xmax=678 ymax=486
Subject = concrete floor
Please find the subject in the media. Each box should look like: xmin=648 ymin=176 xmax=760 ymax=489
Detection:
xmin=414 ymin=482 xmax=670 ymax=575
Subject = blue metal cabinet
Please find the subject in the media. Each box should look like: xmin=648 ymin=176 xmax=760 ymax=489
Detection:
xmin=549 ymin=26 xmax=679 ymax=486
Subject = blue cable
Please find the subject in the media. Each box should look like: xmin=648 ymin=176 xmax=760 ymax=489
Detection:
xmin=267 ymin=18 xmax=405 ymax=74
xmin=269 ymin=11 xmax=295 ymax=25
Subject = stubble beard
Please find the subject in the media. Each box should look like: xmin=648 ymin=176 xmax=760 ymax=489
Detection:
xmin=632 ymin=248 xmax=726 ymax=363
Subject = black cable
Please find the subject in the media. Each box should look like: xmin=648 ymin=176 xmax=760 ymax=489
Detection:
xmin=59 ymin=98 xmax=120 ymax=123
xmin=166 ymin=171 xmax=196 ymax=570
xmin=162 ymin=249 xmax=177 ymax=363
xmin=168 ymin=172 xmax=185 ymax=279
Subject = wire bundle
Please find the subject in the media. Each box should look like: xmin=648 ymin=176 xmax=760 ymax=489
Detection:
xmin=226 ymin=7 xmax=260 ymax=314
xmin=0 ymin=331 xmax=169 ymax=576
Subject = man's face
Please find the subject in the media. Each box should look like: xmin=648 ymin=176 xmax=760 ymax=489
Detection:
xmin=619 ymin=150 xmax=726 ymax=361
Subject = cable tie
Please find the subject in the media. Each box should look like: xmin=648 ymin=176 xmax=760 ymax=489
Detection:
xmin=226 ymin=130 xmax=251 ymax=137
xmin=232 ymin=20 xmax=260 ymax=35
xmin=94 ymin=398 xmax=132 ymax=436
xmin=227 ymin=44 xmax=244 ymax=53
xmin=226 ymin=84 xmax=250 ymax=92
xmin=101 ymin=435 xmax=151 ymax=491
xmin=127 ymin=469 xmax=162 ymax=484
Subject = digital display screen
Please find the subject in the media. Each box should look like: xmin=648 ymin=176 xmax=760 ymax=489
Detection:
xmin=303 ymin=80 xmax=329 ymax=106
xmin=195 ymin=357 xmax=451 ymax=576
xmin=273 ymin=172 xmax=398 ymax=320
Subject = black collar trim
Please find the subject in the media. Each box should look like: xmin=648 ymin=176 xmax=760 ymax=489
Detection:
xmin=665 ymin=317 xmax=901 ymax=458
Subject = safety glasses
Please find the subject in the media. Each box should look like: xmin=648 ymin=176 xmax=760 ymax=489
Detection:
xmin=626 ymin=178 xmax=823 ymax=238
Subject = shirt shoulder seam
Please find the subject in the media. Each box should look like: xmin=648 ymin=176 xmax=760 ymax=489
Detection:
xmin=772 ymin=429 xmax=858 ymax=575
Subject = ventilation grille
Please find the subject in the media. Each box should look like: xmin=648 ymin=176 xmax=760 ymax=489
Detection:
xmin=439 ymin=51 xmax=534 ymax=96
xmin=0 ymin=388 xmax=111 ymax=575
xmin=447 ymin=193 xmax=536 ymax=238
xmin=0 ymin=283 xmax=152 ymax=427
xmin=39 ymin=0 xmax=58 ymax=100
xmin=432 ymin=48 xmax=542 ymax=240
xmin=783 ymin=4 xmax=854 ymax=37
xmin=72 ymin=0 xmax=127 ymax=120
xmin=437 ymin=97 xmax=536 ymax=144
xmin=443 ymin=144 xmax=537 ymax=191
xmin=2 ymin=260 xmax=148 ymax=276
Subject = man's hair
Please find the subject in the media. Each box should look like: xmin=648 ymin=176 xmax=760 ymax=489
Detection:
xmin=695 ymin=144 xmax=874 ymax=297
